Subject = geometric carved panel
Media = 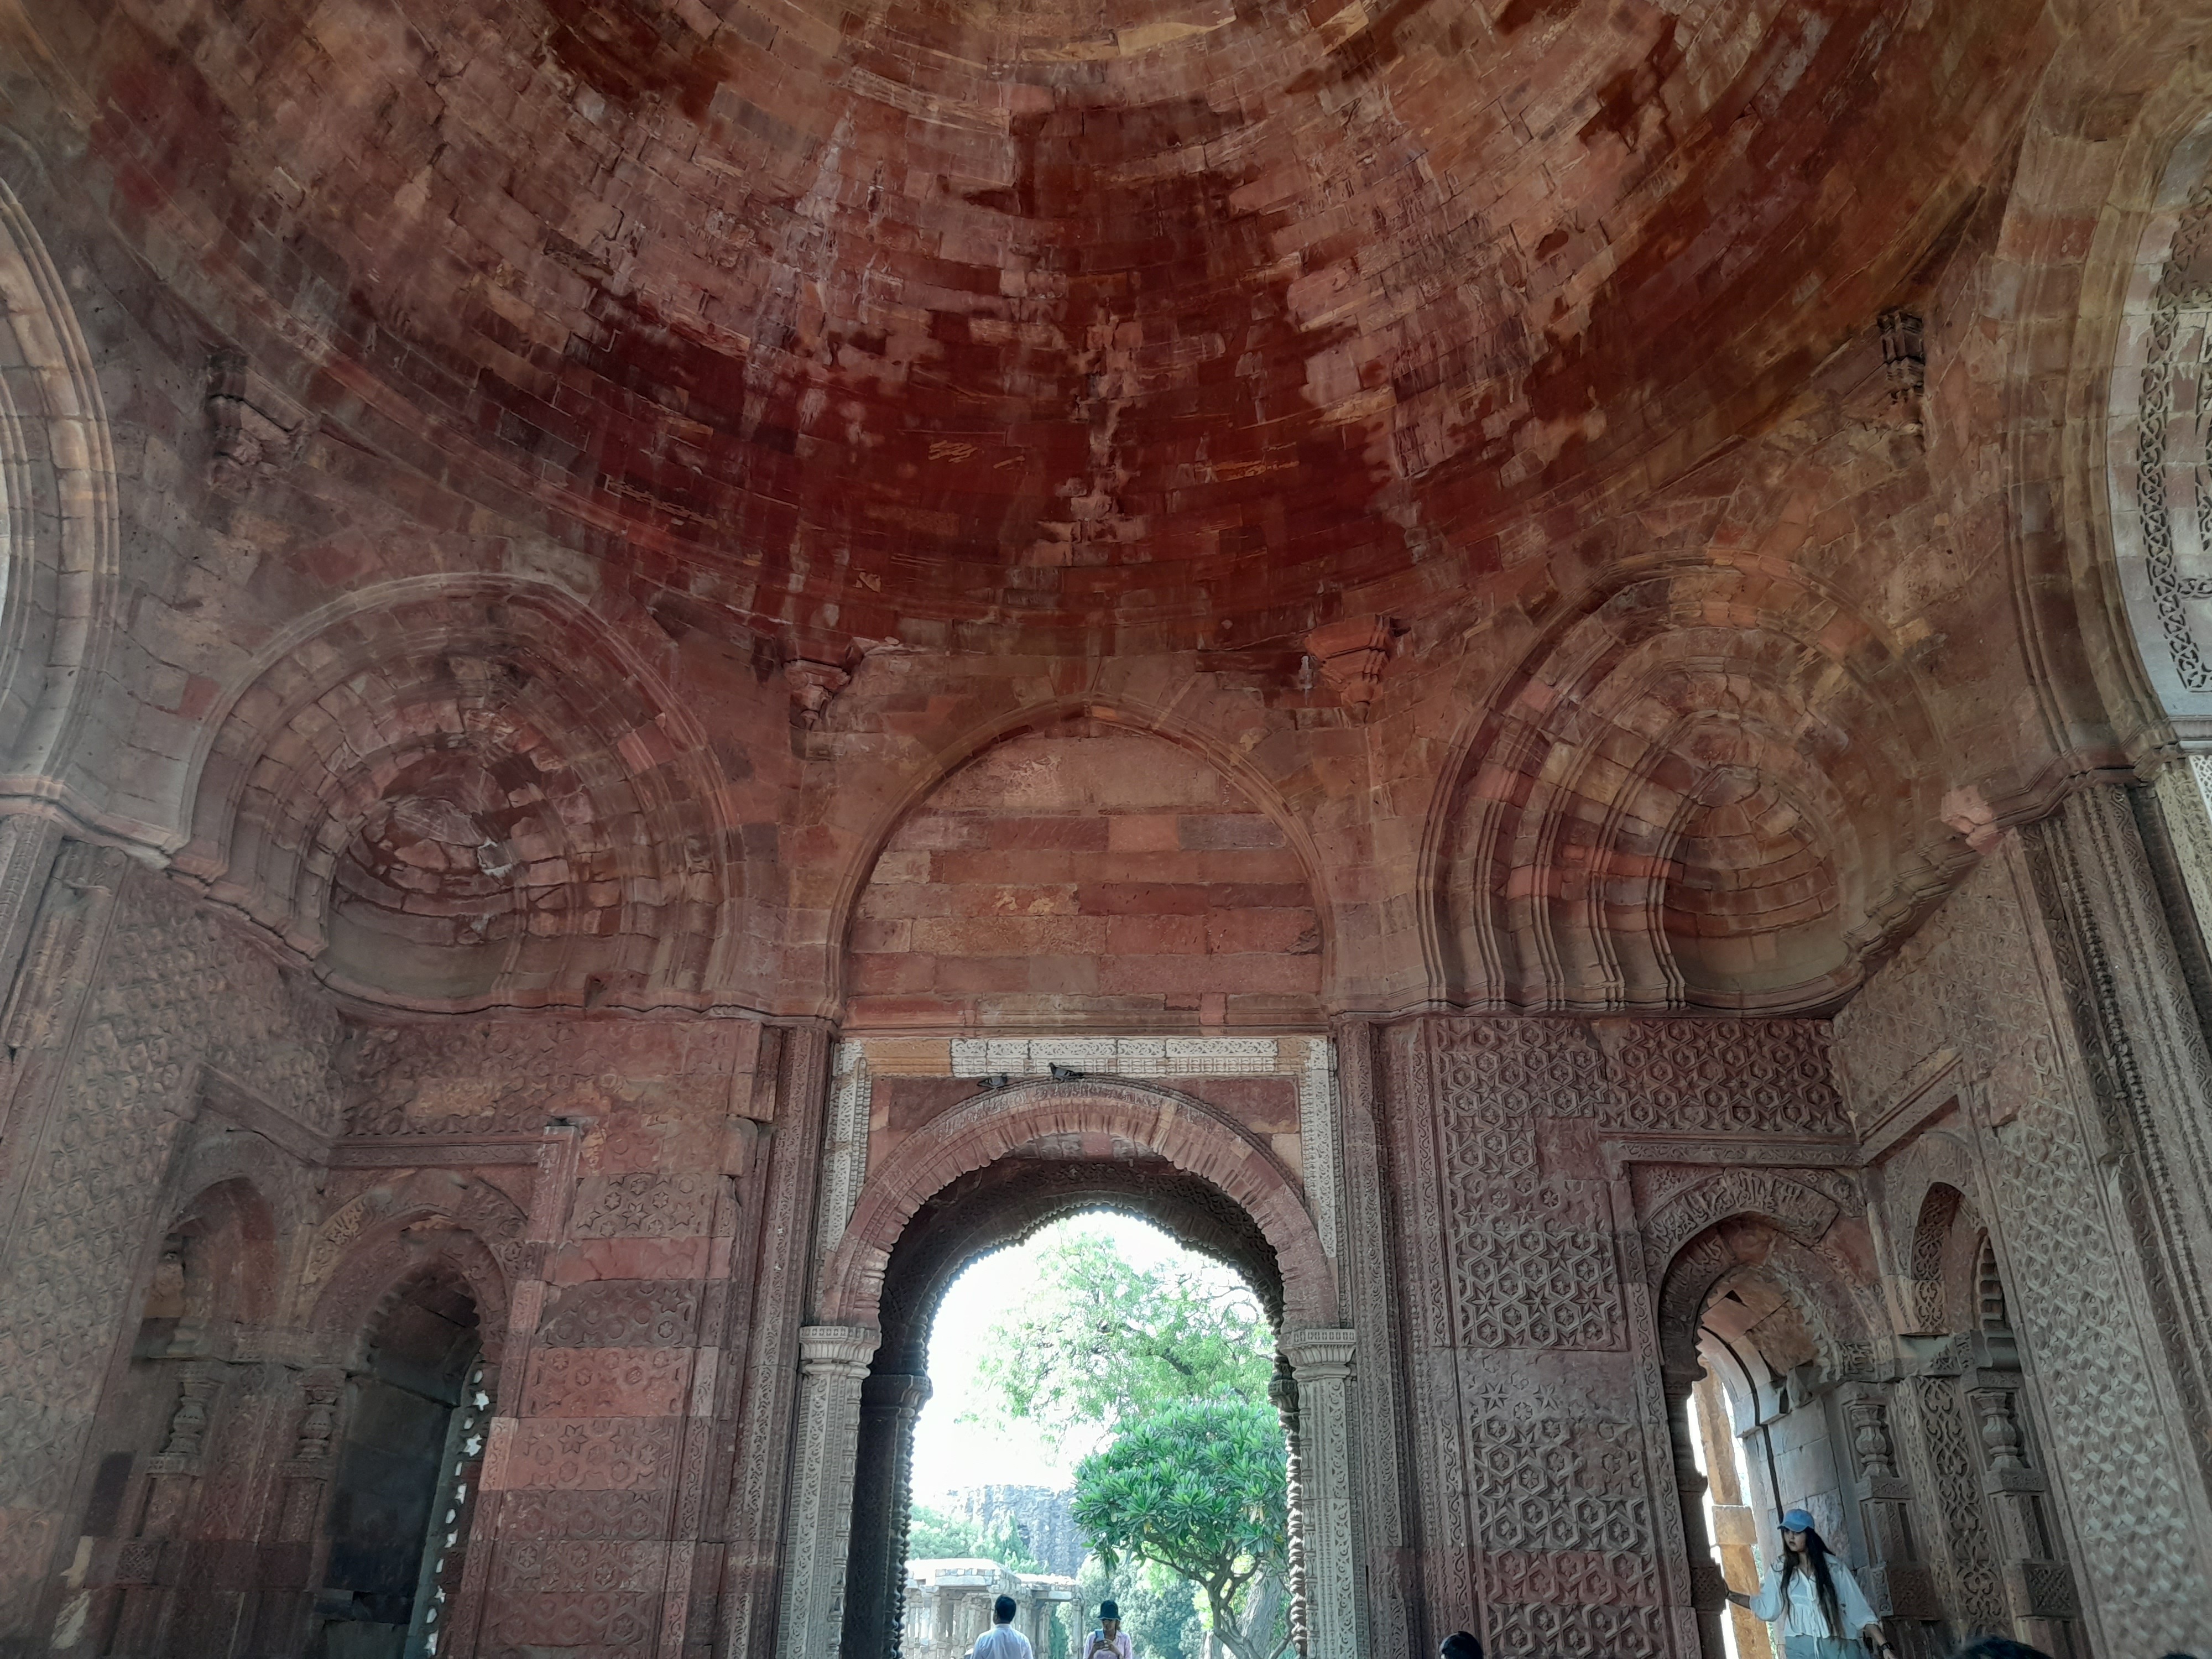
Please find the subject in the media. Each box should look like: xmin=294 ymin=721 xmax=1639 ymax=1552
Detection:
xmin=1451 ymin=1213 xmax=1625 ymax=1350
xmin=536 ymin=1282 xmax=701 ymax=1348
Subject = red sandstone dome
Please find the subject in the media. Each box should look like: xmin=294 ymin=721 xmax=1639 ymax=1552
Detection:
xmin=54 ymin=0 xmax=2023 ymax=648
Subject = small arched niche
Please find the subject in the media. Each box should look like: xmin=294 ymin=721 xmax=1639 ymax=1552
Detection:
xmin=842 ymin=1149 xmax=1287 ymax=1659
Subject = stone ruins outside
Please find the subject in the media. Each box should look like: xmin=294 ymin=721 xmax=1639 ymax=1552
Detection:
xmin=5 ymin=3 xmax=2212 ymax=1658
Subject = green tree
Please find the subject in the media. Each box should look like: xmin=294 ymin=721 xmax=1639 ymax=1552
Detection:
xmin=969 ymin=1226 xmax=1272 ymax=1439
xmin=1072 ymin=1399 xmax=1290 ymax=1659
xmin=908 ymin=1507 xmax=1041 ymax=1572
xmin=907 ymin=1504 xmax=983 ymax=1560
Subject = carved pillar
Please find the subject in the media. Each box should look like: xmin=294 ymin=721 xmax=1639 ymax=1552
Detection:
xmin=1963 ymin=1350 xmax=2081 ymax=1652
xmin=778 ymin=1324 xmax=882 ymax=1659
xmin=1662 ymin=1364 xmax=1728 ymax=1659
xmin=1329 ymin=1019 xmax=1409 ymax=1659
xmin=720 ymin=1023 xmax=837 ymax=1659
xmin=1833 ymin=1383 xmax=1941 ymax=1653
xmin=239 ymin=1365 xmax=347 ymax=1655
xmin=107 ymin=1360 xmax=226 ymax=1655
xmin=845 ymin=1370 xmax=932 ymax=1659
xmin=932 ymin=1578 xmax=954 ymax=1655
xmin=1271 ymin=1358 xmax=1309 ymax=1659
xmin=1282 ymin=1328 xmax=1359 ymax=1659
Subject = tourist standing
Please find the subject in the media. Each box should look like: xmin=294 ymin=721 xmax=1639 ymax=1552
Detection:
xmin=971 ymin=1595 xmax=1035 ymax=1659
xmin=1084 ymin=1599 xmax=1133 ymax=1659
xmin=1728 ymin=1510 xmax=1896 ymax=1659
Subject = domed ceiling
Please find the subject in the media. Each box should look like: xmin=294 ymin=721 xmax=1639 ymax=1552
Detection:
xmin=62 ymin=0 xmax=2025 ymax=648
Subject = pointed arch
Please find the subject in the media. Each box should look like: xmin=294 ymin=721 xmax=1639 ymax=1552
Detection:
xmin=816 ymin=1074 xmax=1336 ymax=1331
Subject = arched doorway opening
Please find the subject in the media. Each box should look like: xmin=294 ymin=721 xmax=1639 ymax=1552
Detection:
xmin=792 ymin=1074 xmax=1355 ymax=1659
xmin=1656 ymin=1199 xmax=1936 ymax=1659
xmin=843 ymin=1151 xmax=1291 ymax=1659
xmin=1894 ymin=1182 xmax=2083 ymax=1657
xmin=315 ymin=1258 xmax=490 ymax=1658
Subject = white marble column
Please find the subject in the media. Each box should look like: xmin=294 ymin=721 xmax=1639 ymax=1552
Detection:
xmin=776 ymin=1324 xmax=881 ymax=1659
xmin=1282 ymin=1327 xmax=1360 ymax=1659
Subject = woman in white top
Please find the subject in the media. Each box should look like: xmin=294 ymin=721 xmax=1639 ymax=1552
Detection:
xmin=1726 ymin=1509 xmax=1895 ymax=1659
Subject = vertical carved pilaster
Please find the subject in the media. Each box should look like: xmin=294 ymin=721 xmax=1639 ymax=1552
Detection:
xmin=1662 ymin=1364 xmax=1727 ymax=1659
xmin=2022 ymin=786 xmax=2212 ymax=1543
xmin=1282 ymin=1328 xmax=1359 ymax=1659
xmin=1968 ymin=1387 xmax=2026 ymax=1474
xmin=777 ymin=1324 xmax=881 ymax=1659
xmin=0 ymin=839 xmax=124 ymax=1157
xmin=1848 ymin=1395 xmax=1897 ymax=1479
xmin=158 ymin=1365 xmax=221 ymax=1459
xmin=279 ymin=1368 xmax=346 ymax=1540
xmin=817 ymin=1042 xmax=873 ymax=1264
xmin=1331 ymin=1018 xmax=1411 ymax=1659
xmin=1271 ymin=1357 xmax=1309 ymax=1659
xmin=0 ymin=813 xmax=61 ymax=1011
xmin=1835 ymin=1383 xmax=1939 ymax=1631
xmin=721 ymin=1022 xmax=836 ymax=1659
xmin=1963 ymin=1367 xmax=2081 ymax=1649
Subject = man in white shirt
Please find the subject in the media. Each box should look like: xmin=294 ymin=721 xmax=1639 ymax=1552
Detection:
xmin=1728 ymin=1509 xmax=1895 ymax=1659
xmin=971 ymin=1594 xmax=1034 ymax=1659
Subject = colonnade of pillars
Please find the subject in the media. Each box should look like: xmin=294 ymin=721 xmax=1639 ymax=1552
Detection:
xmin=902 ymin=1559 xmax=1075 ymax=1658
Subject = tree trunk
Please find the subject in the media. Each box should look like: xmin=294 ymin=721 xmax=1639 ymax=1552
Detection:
xmin=1239 ymin=1573 xmax=1286 ymax=1659
xmin=1208 ymin=1572 xmax=1287 ymax=1659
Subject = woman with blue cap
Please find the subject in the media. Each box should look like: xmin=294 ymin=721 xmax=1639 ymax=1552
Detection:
xmin=1726 ymin=1509 xmax=1894 ymax=1659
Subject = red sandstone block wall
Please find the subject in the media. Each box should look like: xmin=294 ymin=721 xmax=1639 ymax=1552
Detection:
xmin=848 ymin=726 xmax=1322 ymax=1027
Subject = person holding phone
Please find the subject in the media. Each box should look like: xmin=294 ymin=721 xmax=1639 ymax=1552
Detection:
xmin=1083 ymin=1600 xmax=1132 ymax=1659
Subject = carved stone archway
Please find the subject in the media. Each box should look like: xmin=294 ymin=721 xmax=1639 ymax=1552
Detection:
xmin=844 ymin=1154 xmax=1286 ymax=1659
xmin=787 ymin=1072 xmax=1360 ymax=1659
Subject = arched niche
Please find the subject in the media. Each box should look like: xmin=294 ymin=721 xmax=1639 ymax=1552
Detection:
xmin=133 ymin=1176 xmax=280 ymax=1362
xmin=833 ymin=709 xmax=1331 ymax=1031
xmin=1652 ymin=1192 xmax=1901 ymax=1659
xmin=175 ymin=575 xmax=738 ymax=1015
xmin=316 ymin=1256 xmax=491 ymax=1657
xmin=1427 ymin=559 xmax=1950 ymax=1014
xmin=0 ymin=143 xmax=120 ymax=806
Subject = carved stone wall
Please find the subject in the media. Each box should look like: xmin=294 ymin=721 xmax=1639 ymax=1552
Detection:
xmin=1379 ymin=1015 xmax=1853 ymax=1659
xmin=0 ymin=853 xmax=342 ymax=1642
xmin=1835 ymin=834 xmax=2212 ymax=1652
xmin=340 ymin=1011 xmax=822 ymax=1659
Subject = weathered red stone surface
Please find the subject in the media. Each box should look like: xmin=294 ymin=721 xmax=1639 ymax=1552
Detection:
xmin=8 ymin=1 xmax=2212 ymax=1656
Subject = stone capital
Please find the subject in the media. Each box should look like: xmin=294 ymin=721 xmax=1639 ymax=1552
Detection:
xmin=799 ymin=1323 xmax=881 ymax=1376
xmin=1281 ymin=1326 xmax=1355 ymax=1380
xmin=861 ymin=1370 xmax=933 ymax=1412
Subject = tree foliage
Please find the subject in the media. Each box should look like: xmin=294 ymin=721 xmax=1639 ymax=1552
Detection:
xmin=1072 ymin=1398 xmax=1289 ymax=1659
xmin=908 ymin=1506 xmax=1041 ymax=1572
xmin=969 ymin=1227 xmax=1272 ymax=1439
